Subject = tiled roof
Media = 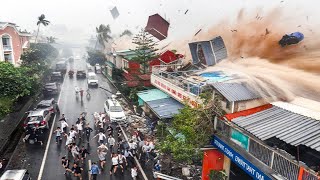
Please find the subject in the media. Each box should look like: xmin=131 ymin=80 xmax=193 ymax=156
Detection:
xmin=212 ymin=82 xmax=261 ymax=102
xmin=232 ymin=105 xmax=320 ymax=152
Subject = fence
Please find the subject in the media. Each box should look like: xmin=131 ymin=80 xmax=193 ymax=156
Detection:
xmin=216 ymin=119 xmax=319 ymax=180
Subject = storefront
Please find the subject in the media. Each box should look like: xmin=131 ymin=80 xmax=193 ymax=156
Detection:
xmin=210 ymin=136 xmax=272 ymax=180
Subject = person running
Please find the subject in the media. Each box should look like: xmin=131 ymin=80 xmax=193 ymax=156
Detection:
xmin=90 ymin=162 xmax=100 ymax=180
xmin=59 ymin=114 xmax=67 ymax=122
xmin=110 ymin=153 xmax=119 ymax=175
xmin=80 ymin=88 xmax=84 ymax=100
xmin=69 ymin=128 xmax=78 ymax=141
xmin=131 ymin=166 xmax=138 ymax=180
xmin=107 ymin=135 xmax=115 ymax=151
xmin=106 ymin=124 xmax=113 ymax=136
xmin=53 ymin=127 xmax=63 ymax=144
xmin=92 ymin=132 xmax=106 ymax=145
xmin=84 ymin=124 xmax=93 ymax=142
xmin=34 ymin=126 xmax=44 ymax=146
xmin=76 ymin=121 xmax=83 ymax=139
xmin=129 ymin=140 xmax=137 ymax=156
xmin=68 ymin=163 xmax=83 ymax=180
xmin=142 ymin=142 xmax=151 ymax=162
xmin=124 ymin=148 xmax=134 ymax=168
xmin=22 ymin=125 xmax=33 ymax=143
xmin=97 ymin=143 xmax=108 ymax=152
xmin=65 ymin=133 xmax=74 ymax=147
xmin=118 ymin=153 xmax=127 ymax=171
xmin=79 ymin=146 xmax=90 ymax=163
xmin=97 ymin=149 xmax=107 ymax=169
xmin=71 ymin=143 xmax=80 ymax=161
xmin=61 ymin=120 xmax=69 ymax=133
xmin=61 ymin=156 xmax=70 ymax=175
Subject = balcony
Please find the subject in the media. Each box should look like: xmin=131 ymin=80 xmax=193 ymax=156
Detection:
xmin=3 ymin=45 xmax=12 ymax=51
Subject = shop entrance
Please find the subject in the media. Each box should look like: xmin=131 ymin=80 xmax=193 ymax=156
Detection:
xmin=229 ymin=161 xmax=253 ymax=180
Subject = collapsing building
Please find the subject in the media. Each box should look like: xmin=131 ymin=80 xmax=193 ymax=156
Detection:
xmin=145 ymin=14 xmax=170 ymax=41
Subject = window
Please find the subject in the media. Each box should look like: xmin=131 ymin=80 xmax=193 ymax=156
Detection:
xmin=123 ymin=60 xmax=129 ymax=69
xmin=4 ymin=54 xmax=12 ymax=62
xmin=226 ymin=101 xmax=231 ymax=109
xmin=2 ymin=35 xmax=12 ymax=51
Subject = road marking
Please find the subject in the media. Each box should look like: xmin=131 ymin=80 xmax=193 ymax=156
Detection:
xmin=37 ymin=74 xmax=65 ymax=180
xmin=119 ymin=125 xmax=148 ymax=180
xmin=88 ymin=159 xmax=92 ymax=180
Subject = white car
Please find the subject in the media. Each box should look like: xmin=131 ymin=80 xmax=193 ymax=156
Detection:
xmin=95 ymin=64 xmax=102 ymax=74
xmin=87 ymin=72 xmax=98 ymax=87
xmin=104 ymin=97 xmax=126 ymax=123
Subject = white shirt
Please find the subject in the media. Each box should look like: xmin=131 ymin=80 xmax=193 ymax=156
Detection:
xmin=108 ymin=137 xmax=115 ymax=145
xmin=118 ymin=155 xmax=126 ymax=163
xmin=76 ymin=123 xmax=83 ymax=131
xmin=111 ymin=157 xmax=118 ymax=165
xmin=71 ymin=145 xmax=79 ymax=153
xmin=98 ymin=144 xmax=108 ymax=151
xmin=131 ymin=168 xmax=138 ymax=177
xmin=97 ymin=133 xmax=106 ymax=141
xmin=61 ymin=121 xmax=68 ymax=129
xmin=98 ymin=151 xmax=107 ymax=161
xmin=149 ymin=142 xmax=155 ymax=150
xmin=129 ymin=142 xmax=137 ymax=149
xmin=69 ymin=130 xmax=77 ymax=138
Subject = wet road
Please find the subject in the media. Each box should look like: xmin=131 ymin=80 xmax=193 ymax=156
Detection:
xmin=39 ymin=53 xmax=131 ymax=179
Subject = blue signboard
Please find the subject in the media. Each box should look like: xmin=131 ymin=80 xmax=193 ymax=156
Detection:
xmin=212 ymin=136 xmax=271 ymax=180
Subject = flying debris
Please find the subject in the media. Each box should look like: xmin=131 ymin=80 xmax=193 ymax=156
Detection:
xmin=279 ymin=32 xmax=304 ymax=47
xmin=145 ymin=14 xmax=170 ymax=41
xmin=110 ymin=6 xmax=120 ymax=19
xmin=185 ymin=10 xmax=189 ymax=14
xmin=265 ymin=28 xmax=270 ymax=35
xmin=297 ymin=25 xmax=301 ymax=27
xmin=194 ymin=29 xmax=202 ymax=36
xmin=231 ymin=29 xmax=237 ymax=32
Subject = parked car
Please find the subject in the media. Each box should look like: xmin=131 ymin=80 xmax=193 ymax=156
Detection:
xmin=36 ymin=98 xmax=59 ymax=113
xmin=50 ymin=71 xmax=63 ymax=81
xmin=76 ymin=70 xmax=86 ymax=79
xmin=95 ymin=64 xmax=102 ymax=74
xmin=43 ymin=82 xmax=59 ymax=95
xmin=56 ymin=61 xmax=67 ymax=74
xmin=87 ymin=63 xmax=94 ymax=73
xmin=24 ymin=109 xmax=51 ymax=129
xmin=87 ymin=72 xmax=99 ymax=87
xmin=104 ymin=97 xmax=126 ymax=123
xmin=0 ymin=169 xmax=31 ymax=180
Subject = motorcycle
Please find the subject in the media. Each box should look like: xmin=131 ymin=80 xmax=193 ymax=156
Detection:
xmin=68 ymin=70 xmax=74 ymax=78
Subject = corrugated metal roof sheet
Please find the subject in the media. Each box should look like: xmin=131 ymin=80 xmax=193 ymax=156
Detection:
xmin=232 ymin=105 xmax=320 ymax=152
xmin=146 ymin=98 xmax=184 ymax=119
xmin=137 ymin=89 xmax=169 ymax=102
xmin=212 ymin=82 xmax=261 ymax=102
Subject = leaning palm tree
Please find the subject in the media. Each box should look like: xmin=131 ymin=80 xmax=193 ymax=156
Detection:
xmin=46 ymin=36 xmax=57 ymax=43
xmin=95 ymin=24 xmax=112 ymax=50
xmin=36 ymin=14 xmax=50 ymax=43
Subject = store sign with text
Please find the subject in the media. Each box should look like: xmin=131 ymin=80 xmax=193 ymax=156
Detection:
xmin=212 ymin=136 xmax=271 ymax=180
xmin=231 ymin=129 xmax=249 ymax=151
xmin=151 ymin=75 xmax=200 ymax=107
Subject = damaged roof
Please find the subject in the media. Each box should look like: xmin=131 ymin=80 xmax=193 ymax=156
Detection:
xmin=232 ymin=105 xmax=320 ymax=152
xmin=212 ymin=82 xmax=261 ymax=102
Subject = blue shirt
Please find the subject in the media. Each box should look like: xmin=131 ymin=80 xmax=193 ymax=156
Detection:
xmin=91 ymin=164 xmax=99 ymax=174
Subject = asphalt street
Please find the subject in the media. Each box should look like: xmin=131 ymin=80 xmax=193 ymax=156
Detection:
xmin=38 ymin=54 xmax=138 ymax=179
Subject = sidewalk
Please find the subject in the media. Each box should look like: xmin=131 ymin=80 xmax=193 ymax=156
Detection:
xmin=0 ymin=96 xmax=36 ymax=155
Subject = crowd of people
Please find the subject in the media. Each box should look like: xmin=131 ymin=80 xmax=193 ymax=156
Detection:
xmin=55 ymin=112 xmax=144 ymax=180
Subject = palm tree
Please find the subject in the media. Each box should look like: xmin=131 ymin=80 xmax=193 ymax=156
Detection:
xmin=36 ymin=14 xmax=50 ymax=43
xmin=95 ymin=24 xmax=112 ymax=50
xmin=46 ymin=36 xmax=57 ymax=43
xmin=120 ymin=29 xmax=133 ymax=37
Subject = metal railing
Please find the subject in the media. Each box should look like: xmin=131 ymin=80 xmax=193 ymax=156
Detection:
xmin=152 ymin=64 xmax=205 ymax=96
xmin=216 ymin=119 xmax=319 ymax=180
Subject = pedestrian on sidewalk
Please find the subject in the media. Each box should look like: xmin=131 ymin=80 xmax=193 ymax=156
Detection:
xmin=84 ymin=124 xmax=93 ymax=142
xmin=61 ymin=156 xmax=70 ymax=175
xmin=131 ymin=166 xmax=138 ymax=180
xmin=68 ymin=163 xmax=83 ymax=180
xmin=79 ymin=146 xmax=90 ymax=163
xmin=107 ymin=135 xmax=115 ymax=151
xmin=97 ymin=149 xmax=107 ymax=170
xmin=92 ymin=131 xmax=107 ymax=145
xmin=53 ymin=127 xmax=62 ymax=144
xmin=90 ymin=162 xmax=100 ymax=180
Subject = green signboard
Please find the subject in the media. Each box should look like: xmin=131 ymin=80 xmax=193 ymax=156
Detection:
xmin=231 ymin=129 xmax=249 ymax=151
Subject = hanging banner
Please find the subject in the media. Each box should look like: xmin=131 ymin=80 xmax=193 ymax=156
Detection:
xmin=212 ymin=136 xmax=272 ymax=180
xmin=231 ymin=129 xmax=249 ymax=151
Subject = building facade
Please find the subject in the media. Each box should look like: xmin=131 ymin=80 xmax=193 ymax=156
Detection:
xmin=0 ymin=22 xmax=32 ymax=65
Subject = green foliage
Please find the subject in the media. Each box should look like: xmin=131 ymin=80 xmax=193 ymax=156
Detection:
xmin=158 ymin=91 xmax=225 ymax=164
xmin=208 ymin=170 xmax=227 ymax=180
xmin=131 ymin=29 xmax=158 ymax=74
xmin=46 ymin=36 xmax=57 ymax=43
xmin=120 ymin=29 xmax=133 ymax=37
xmin=87 ymin=49 xmax=107 ymax=66
xmin=36 ymin=14 xmax=50 ymax=42
xmin=96 ymin=24 xmax=112 ymax=48
xmin=0 ymin=62 xmax=34 ymax=98
xmin=0 ymin=97 xmax=14 ymax=118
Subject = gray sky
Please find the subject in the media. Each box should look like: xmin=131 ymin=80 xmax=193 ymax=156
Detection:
xmin=1 ymin=0 xmax=316 ymax=45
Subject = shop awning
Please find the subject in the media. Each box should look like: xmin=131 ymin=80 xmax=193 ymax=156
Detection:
xmin=146 ymin=98 xmax=184 ymax=119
